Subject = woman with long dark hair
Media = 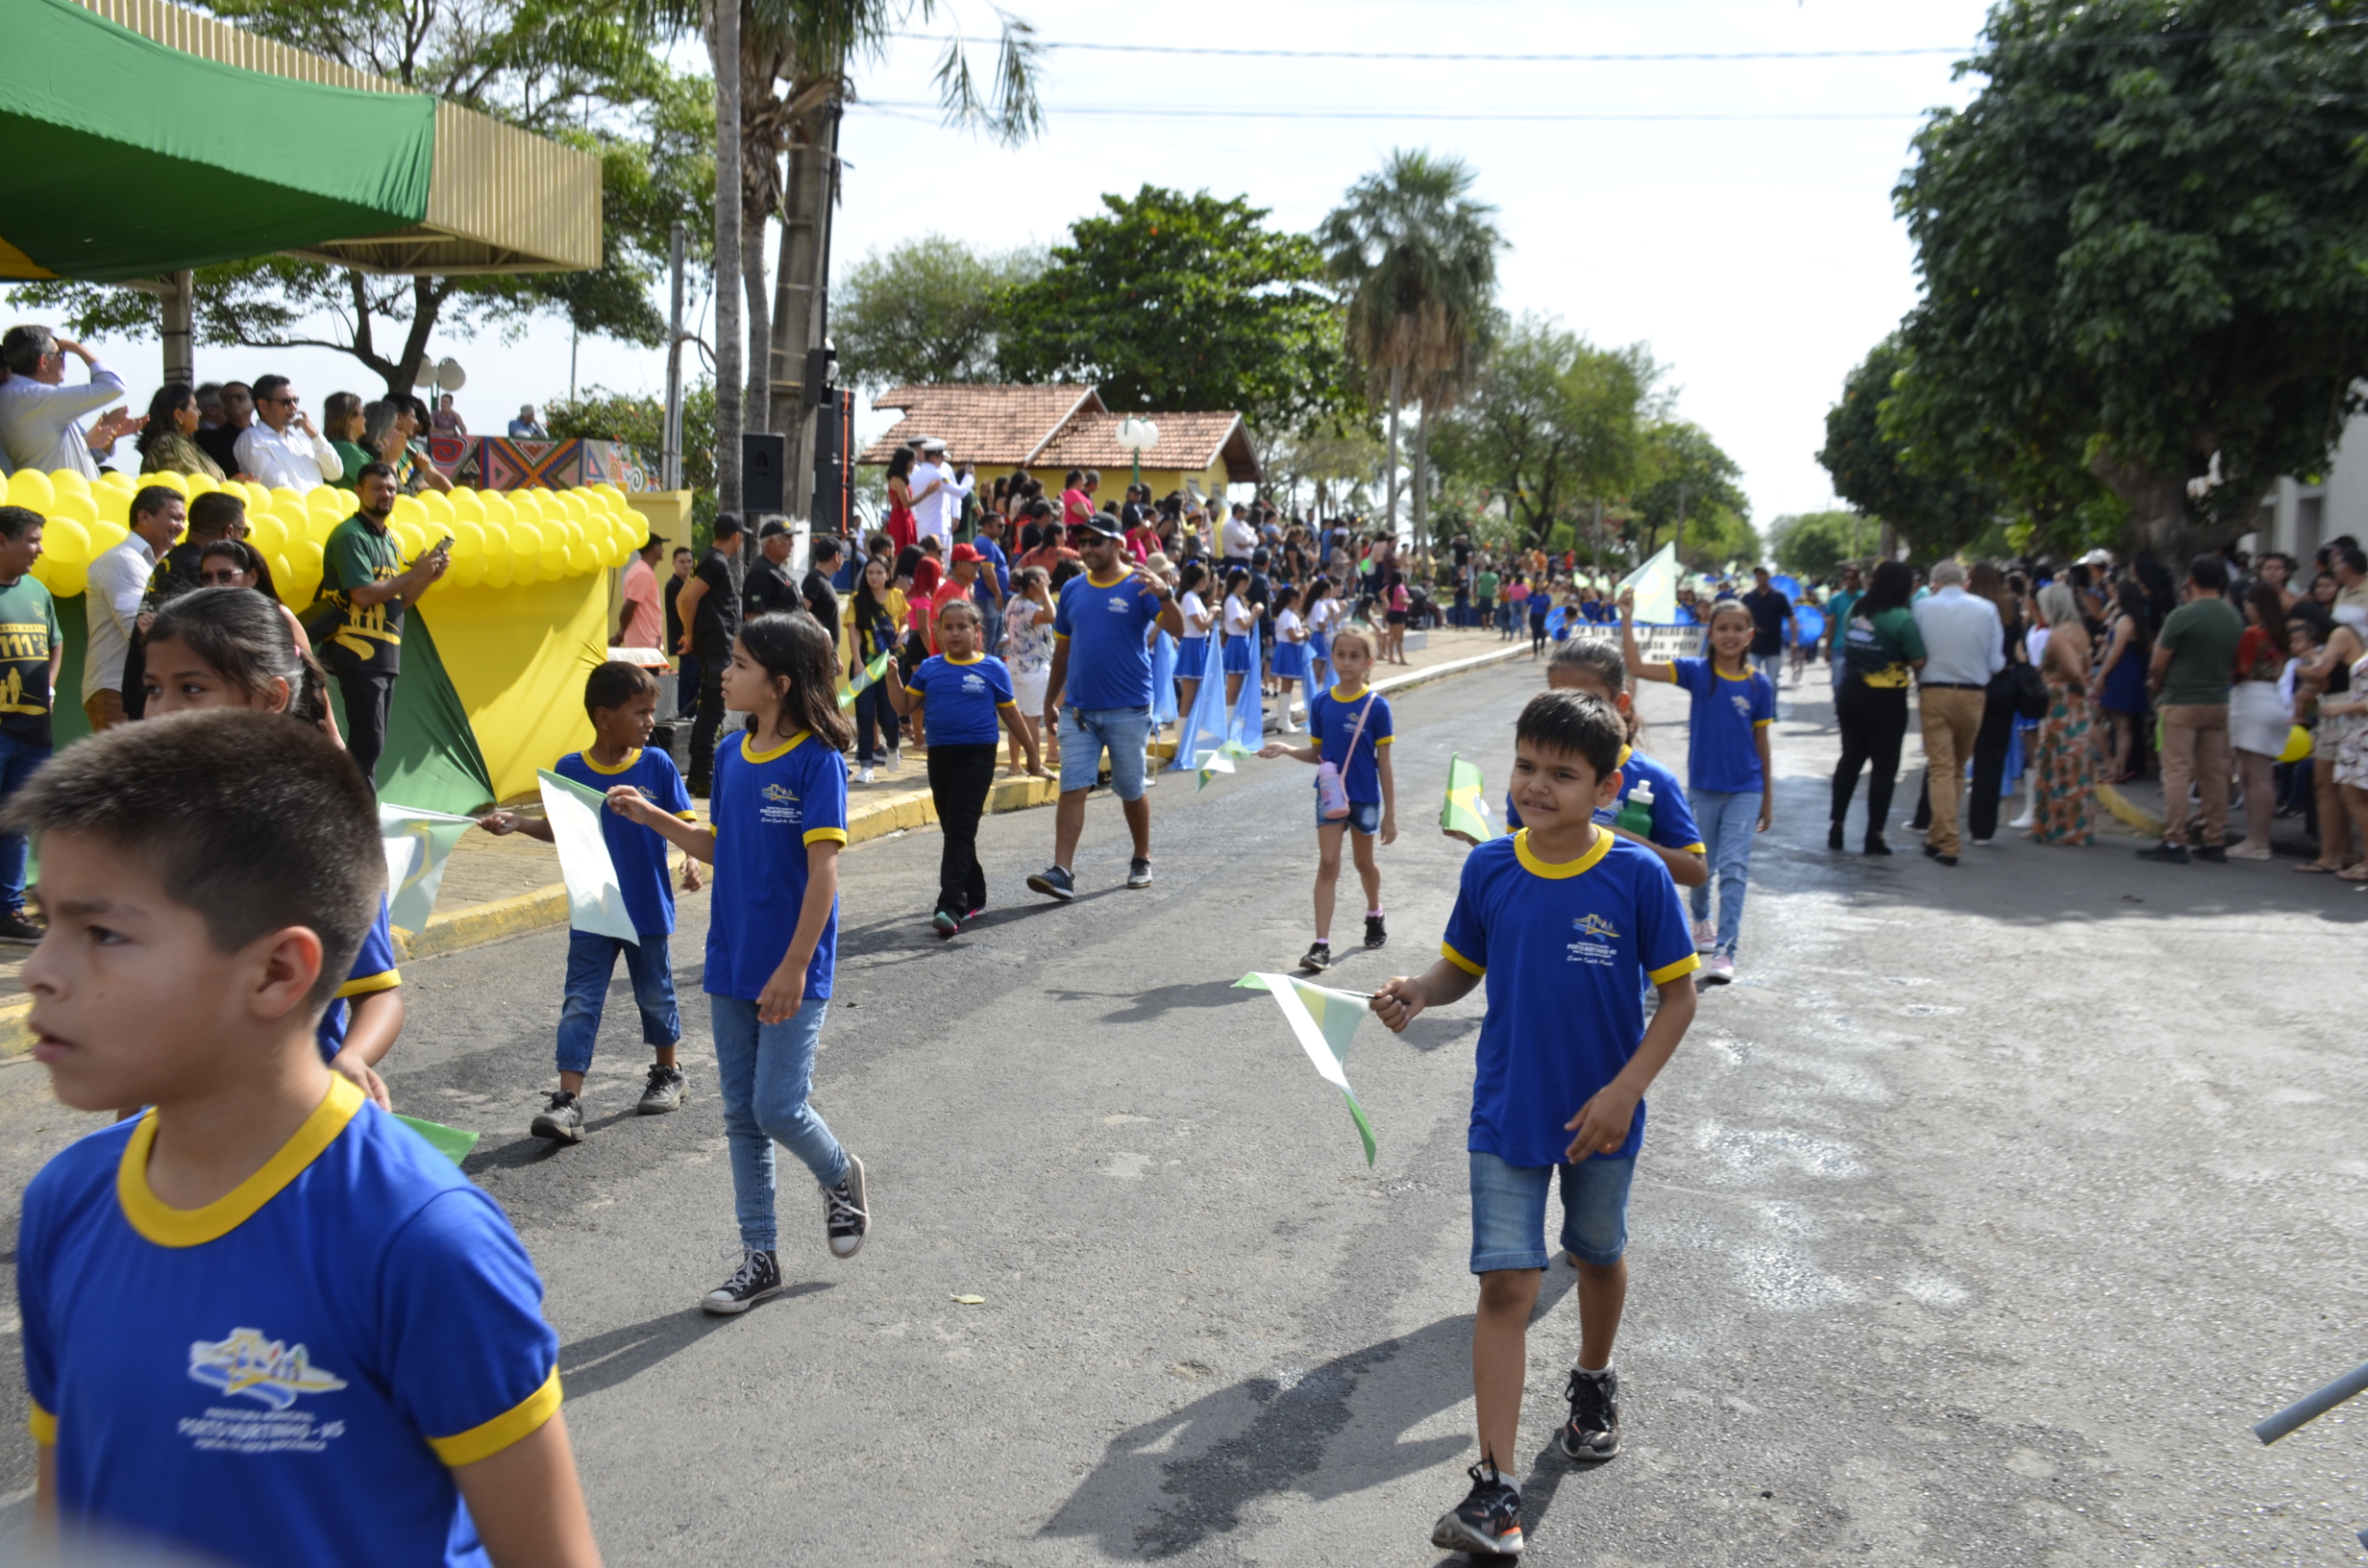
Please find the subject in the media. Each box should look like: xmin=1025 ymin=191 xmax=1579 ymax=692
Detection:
xmin=2094 ymin=579 xmax=2153 ymax=783
xmin=2228 ymin=580 xmax=2291 ymax=859
xmin=883 ymin=448 xmax=920 ymax=555
xmin=135 ymin=383 xmax=224 ymax=478
xmin=842 ymin=554 xmax=906 ymax=781
xmin=1829 ymin=559 xmax=1926 ymax=854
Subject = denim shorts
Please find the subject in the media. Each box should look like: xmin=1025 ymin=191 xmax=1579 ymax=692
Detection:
xmin=1059 ymin=704 xmax=1153 ymax=800
xmin=1469 ymin=1148 xmax=1636 ymax=1272
xmin=1318 ymin=796 xmax=1381 ymax=836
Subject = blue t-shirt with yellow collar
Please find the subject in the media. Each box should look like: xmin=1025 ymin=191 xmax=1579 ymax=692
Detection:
xmin=1051 ymin=568 xmax=1165 ymax=710
xmin=315 ymin=895 xmax=398 ymax=1063
xmin=18 ymin=1073 xmax=561 ymax=1568
xmin=906 ymin=651 xmax=1015 ymax=746
xmin=1443 ymin=827 xmax=1699 ymax=1165
xmin=1308 ymin=684 xmax=1394 ymax=803
xmin=705 ymin=728 xmax=850 ymax=1000
xmin=1504 ymin=743 xmax=1704 ymax=855
xmin=555 ymin=745 xmax=693 ymax=935
xmin=1668 ymin=655 xmax=1772 ymax=794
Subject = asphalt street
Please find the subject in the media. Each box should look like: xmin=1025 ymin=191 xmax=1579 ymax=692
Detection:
xmin=5 ymin=655 xmax=2367 ymax=1566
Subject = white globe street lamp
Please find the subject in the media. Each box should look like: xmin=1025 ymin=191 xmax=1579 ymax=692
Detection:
xmin=1115 ymin=414 xmax=1160 ymax=489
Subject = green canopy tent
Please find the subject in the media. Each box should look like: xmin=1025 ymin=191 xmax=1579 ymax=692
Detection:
xmin=0 ymin=0 xmax=435 ymax=282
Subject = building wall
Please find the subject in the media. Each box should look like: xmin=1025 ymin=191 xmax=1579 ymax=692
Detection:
xmin=966 ymin=457 xmax=1235 ymax=506
xmin=2256 ymin=410 xmax=2368 ymax=562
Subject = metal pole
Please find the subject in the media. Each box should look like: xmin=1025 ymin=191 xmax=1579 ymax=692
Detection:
xmin=2256 ymin=1358 xmax=2368 ymax=1445
xmin=663 ymin=220 xmax=686 ymax=491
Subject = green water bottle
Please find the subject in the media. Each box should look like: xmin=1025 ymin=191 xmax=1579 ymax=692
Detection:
xmin=1614 ymin=778 xmax=1655 ymax=837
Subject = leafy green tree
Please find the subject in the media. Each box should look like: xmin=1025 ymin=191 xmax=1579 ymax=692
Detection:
xmin=14 ymin=2 xmax=709 ymax=393
xmin=998 ymin=186 xmax=1353 ymax=436
xmin=1630 ymin=420 xmax=1750 ymax=571
xmin=1890 ymin=0 xmax=2368 ymax=558
xmin=832 ymin=235 xmax=1044 ymax=392
xmin=1433 ymin=315 xmax=1655 ymax=550
xmin=1318 ymin=149 xmax=1504 ymax=538
xmin=1817 ymin=337 xmax=2000 ymax=560
xmin=544 ymin=381 xmax=720 ymax=541
xmin=1768 ymin=511 xmax=1875 ymax=577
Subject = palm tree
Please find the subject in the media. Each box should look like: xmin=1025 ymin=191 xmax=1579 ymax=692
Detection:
xmin=1318 ymin=150 xmax=1503 ymax=543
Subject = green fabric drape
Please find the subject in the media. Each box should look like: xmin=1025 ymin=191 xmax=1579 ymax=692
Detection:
xmin=324 ymin=610 xmax=496 ymax=816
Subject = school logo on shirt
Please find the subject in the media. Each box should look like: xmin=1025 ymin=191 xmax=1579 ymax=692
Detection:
xmin=1730 ymin=693 xmax=1754 ymax=721
xmin=759 ymin=780 xmax=803 ymax=826
xmin=1103 ymin=594 xmax=1132 ymax=614
xmin=187 ymin=1328 xmax=348 ymax=1411
xmin=1567 ymin=913 xmax=1620 ymax=966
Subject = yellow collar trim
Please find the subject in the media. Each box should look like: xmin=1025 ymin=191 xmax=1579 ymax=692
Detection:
xmin=1086 ymin=571 xmax=1129 ymax=588
xmin=1616 ymin=744 xmax=1633 ymax=769
xmin=1329 ymin=685 xmax=1370 ymax=701
xmin=943 ymin=651 xmax=985 ymax=665
xmin=1513 ymin=825 xmax=1613 ymax=880
xmin=118 ymin=1074 xmax=362 ymax=1248
xmin=1714 ymin=665 xmax=1753 ymax=681
xmin=742 ymin=729 xmax=810 ymax=765
xmin=578 ymin=747 xmax=642 ymax=775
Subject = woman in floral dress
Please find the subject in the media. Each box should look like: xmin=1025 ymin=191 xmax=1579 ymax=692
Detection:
xmin=2029 ymin=582 xmax=2095 ymax=845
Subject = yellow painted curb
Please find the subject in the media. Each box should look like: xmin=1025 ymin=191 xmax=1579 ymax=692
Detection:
xmin=0 ymin=996 xmax=30 ymax=1060
xmin=2094 ymin=781 xmax=2162 ymax=838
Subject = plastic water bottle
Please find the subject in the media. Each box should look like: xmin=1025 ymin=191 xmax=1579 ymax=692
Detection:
xmin=1615 ymin=778 xmax=1655 ymax=837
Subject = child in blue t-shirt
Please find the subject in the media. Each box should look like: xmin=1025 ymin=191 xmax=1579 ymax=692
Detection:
xmin=1260 ymin=625 xmax=1394 ymax=972
xmin=1505 ymin=640 xmax=1708 ymax=892
xmin=480 ymin=660 xmax=702 ymax=1142
xmin=882 ymin=597 xmax=1045 ymax=936
xmin=1619 ymin=587 xmax=1772 ymax=985
xmin=12 ymin=711 xmax=595 ymax=1568
xmin=609 ymin=611 xmax=871 ymax=1314
xmin=1373 ymin=690 xmax=1699 ymax=1558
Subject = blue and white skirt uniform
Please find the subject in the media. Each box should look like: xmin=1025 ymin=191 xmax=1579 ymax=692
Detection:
xmin=1309 ymin=625 xmax=1331 ymax=665
xmin=1273 ymin=639 xmax=1311 ymax=681
xmin=1179 ymin=635 xmax=1208 ymax=672
xmin=1222 ymin=631 xmax=1255 ymax=674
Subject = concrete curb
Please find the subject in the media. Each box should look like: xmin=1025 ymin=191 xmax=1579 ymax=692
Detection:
xmin=2095 ymin=781 xmax=2164 ymax=839
xmin=1152 ymin=640 xmax=1533 ymax=760
xmin=0 ymin=650 xmax=1515 ymax=1057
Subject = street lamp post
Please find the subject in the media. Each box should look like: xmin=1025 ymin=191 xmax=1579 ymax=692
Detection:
xmin=1116 ymin=415 xmax=1160 ymax=490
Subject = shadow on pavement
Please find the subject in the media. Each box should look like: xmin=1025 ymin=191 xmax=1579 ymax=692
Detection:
xmin=1043 ymin=979 xmax=1254 ymax=1026
xmin=559 ymin=1286 xmax=831 ymax=1400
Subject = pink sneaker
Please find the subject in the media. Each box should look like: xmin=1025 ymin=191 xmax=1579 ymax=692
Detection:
xmin=1692 ymin=919 xmax=1716 ymax=952
xmin=1702 ymin=953 xmax=1736 ymax=985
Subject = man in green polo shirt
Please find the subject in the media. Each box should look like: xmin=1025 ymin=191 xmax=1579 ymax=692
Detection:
xmin=2139 ymin=553 xmax=2244 ymax=864
xmin=310 ymin=461 xmax=448 ymax=793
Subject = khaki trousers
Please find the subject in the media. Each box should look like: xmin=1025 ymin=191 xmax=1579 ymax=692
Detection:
xmin=2158 ymin=702 xmax=2231 ymax=848
xmin=1918 ymin=686 xmax=1986 ymax=855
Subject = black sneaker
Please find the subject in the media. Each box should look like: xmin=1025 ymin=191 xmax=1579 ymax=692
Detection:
xmin=701 ymin=1248 xmax=781 ymax=1314
xmin=1363 ymin=913 xmax=1387 ymax=948
xmin=1560 ymin=1366 xmax=1622 ymax=1461
xmin=1127 ymin=857 xmax=1153 ymax=889
xmin=0 ymin=912 xmax=44 ymax=943
xmin=2136 ymin=842 xmax=2191 ymax=865
xmin=1430 ymin=1462 xmax=1524 ymax=1557
xmin=637 ymin=1064 xmax=686 ymax=1115
xmin=530 ymin=1090 xmax=584 ymax=1143
xmin=825 ymin=1154 xmax=869 ymax=1259
xmin=2195 ymin=844 xmax=2228 ymax=863
xmin=1026 ymin=865 xmax=1075 ymax=901
xmin=1299 ymin=941 xmax=1331 ymax=972
xmin=1827 ymin=821 xmax=1845 ymax=851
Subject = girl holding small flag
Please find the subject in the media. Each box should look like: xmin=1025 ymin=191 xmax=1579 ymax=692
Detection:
xmin=1175 ymin=561 xmax=1215 ymax=723
xmin=1261 ymin=625 xmax=1394 ymax=972
xmin=843 ymin=554 xmax=906 ymax=782
xmin=1221 ymin=567 xmax=1257 ymax=713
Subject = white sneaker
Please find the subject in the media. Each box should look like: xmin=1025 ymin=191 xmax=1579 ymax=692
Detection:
xmin=1703 ymin=953 xmax=1737 ymax=985
xmin=1692 ymin=919 xmax=1716 ymax=952
xmin=857 ymin=766 xmax=875 ymax=784
xmin=2009 ymin=812 xmax=2035 ymax=830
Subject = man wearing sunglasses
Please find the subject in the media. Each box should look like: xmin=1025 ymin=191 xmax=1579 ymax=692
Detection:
xmin=1024 ymin=513 xmax=1185 ymax=901
xmin=234 ymin=374 xmax=343 ymax=490
xmin=0 ymin=326 xmax=131 ymax=478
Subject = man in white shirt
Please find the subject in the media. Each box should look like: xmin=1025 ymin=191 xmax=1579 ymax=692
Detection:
xmin=234 ymin=374 xmax=343 ymax=490
xmin=910 ymin=439 xmax=952 ymax=547
xmin=0 ymin=327 xmax=130 ymax=478
xmin=1909 ymin=559 xmax=2005 ymax=863
xmin=84 ymin=485 xmax=185 ymax=730
xmin=1221 ymin=504 xmax=1258 ymax=564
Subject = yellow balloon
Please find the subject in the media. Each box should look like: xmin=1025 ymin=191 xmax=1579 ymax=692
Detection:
xmin=87 ymin=519 xmax=128 ymax=556
xmin=248 ymin=513 xmax=290 ymax=558
xmin=446 ymin=551 xmax=486 ymax=590
xmin=541 ymin=543 xmax=567 ymax=579
xmin=45 ymin=469 xmax=89 ymax=499
xmin=39 ymin=517 xmax=91 ymax=567
xmin=307 ymin=514 xmax=340 ymax=546
xmin=135 ymin=470 xmax=187 ymax=498
xmin=420 ymin=490 xmax=456 ymax=527
xmin=42 ymin=557 xmax=87 ymax=599
xmin=564 ymin=540 xmax=593 ymax=575
xmin=336 ymin=488 xmax=358 ymax=513
xmin=481 ymin=548 xmax=515 ymax=589
xmin=392 ymin=520 xmax=430 ymax=560
xmin=506 ymin=517 xmax=543 ymax=557
xmin=184 ymin=473 xmax=217 ymax=499
xmin=97 ymin=469 xmax=135 ymax=492
xmin=449 ymin=518 xmax=485 ymax=562
xmin=554 ymin=490 xmax=589 ymax=526
xmin=481 ymin=490 xmax=517 ymax=527
xmin=46 ymin=492 xmax=96 ymax=527
xmin=91 ymin=485 xmax=130 ymax=527
xmin=272 ymin=555 xmax=301 ymax=608
xmin=388 ymin=493 xmax=428 ymax=529
xmin=450 ymin=487 xmax=486 ymax=525
xmin=6 ymin=470 xmax=56 ymax=512
xmin=477 ymin=514 xmax=511 ymax=569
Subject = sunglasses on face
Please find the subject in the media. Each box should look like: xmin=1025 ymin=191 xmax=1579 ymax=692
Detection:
xmin=198 ymin=568 xmax=247 ymax=585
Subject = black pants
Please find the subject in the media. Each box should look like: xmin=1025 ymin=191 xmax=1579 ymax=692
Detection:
xmin=687 ymin=657 xmax=728 ymax=791
xmin=1831 ymin=680 xmax=1909 ymax=836
xmin=927 ymin=743 xmax=999 ymax=918
xmin=1966 ymin=692 xmax=2020 ymax=844
xmin=852 ymin=681 xmax=900 ymax=764
xmin=339 ymin=672 xmax=397 ymax=795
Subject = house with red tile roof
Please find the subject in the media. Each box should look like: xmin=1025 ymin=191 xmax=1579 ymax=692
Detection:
xmin=858 ymin=383 xmax=1261 ymax=504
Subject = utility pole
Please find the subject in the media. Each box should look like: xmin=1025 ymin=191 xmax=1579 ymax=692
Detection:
xmin=712 ymin=0 xmax=742 ymax=515
xmin=663 ymin=220 xmax=686 ymax=491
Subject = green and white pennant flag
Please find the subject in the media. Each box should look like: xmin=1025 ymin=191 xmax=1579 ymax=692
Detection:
xmin=1236 ymin=971 xmax=1378 ymax=1164
xmin=379 ymin=802 xmax=479 ymax=935
xmin=838 ymin=649 xmax=893 ymax=709
xmin=536 ymin=769 xmax=639 ymax=943
xmin=1441 ymin=752 xmax=1495 ymax=845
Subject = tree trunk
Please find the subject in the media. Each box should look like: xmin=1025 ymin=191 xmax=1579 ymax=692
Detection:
xmin=712 ymin=0 xmax=743 ymax=515
xmin=1413 ymin=400 xmax=1430 ymax=548
xmin=1384 ymin=365 xmax=1403 ymax=541
xmin=769 ymin=101 xmax=838 ymax=519
xmin=742 ymin=210 xmax=771 ymax=434
xmin=2089 ymin=449 xmax=2235 ymax=562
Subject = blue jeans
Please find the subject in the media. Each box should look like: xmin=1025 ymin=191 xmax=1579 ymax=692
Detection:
xmin=1753 ymin=651 xmax=1787 ymax=716
xmin=0 ymin=732 xmax=50 ymax=915
xmin=555 ymin=930 xmax=679 ymax=1075
xmin=1059 ymin=704 xmax=1153 ymax=800
xmin=676 ymin=654 xmax=700 ymax=719
xmin=1468 ymin=1149 xmax=1637 ymax=1272
xmin=1689 ymin=788 xmax=1759 ymax=958
xmin=710 ymin=994 xmax=849 ymax=1252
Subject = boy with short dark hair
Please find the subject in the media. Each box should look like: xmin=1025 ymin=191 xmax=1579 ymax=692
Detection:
xmin=1373 ymin=689 xmax=1700 ymax=1558
xmin=481 ymin=659 xmax=699 ymax=1140
xmin=12 ymin=710 xmax=597 ymax=1568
